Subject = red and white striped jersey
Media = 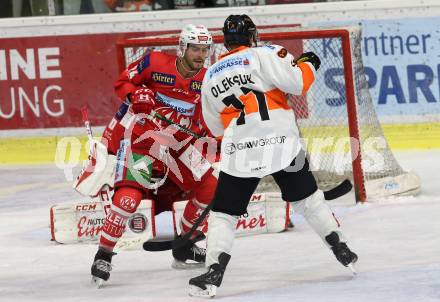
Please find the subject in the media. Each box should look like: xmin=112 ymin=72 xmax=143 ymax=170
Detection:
xmin=201 ymin=44 xmax=316 ymax=178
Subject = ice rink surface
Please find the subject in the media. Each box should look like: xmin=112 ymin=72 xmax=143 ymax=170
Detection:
xmin=0 ymin=151 xmax=439 ymax=302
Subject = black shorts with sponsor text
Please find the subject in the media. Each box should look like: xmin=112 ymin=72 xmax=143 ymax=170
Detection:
xmin=212 ymin=151 xmax=318 ymax=216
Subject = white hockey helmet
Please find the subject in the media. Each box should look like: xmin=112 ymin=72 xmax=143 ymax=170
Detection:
xmin=178 ymin=24 xmax=213 ymax=58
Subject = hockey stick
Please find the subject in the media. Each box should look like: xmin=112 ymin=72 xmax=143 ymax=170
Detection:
xmin=142 ymin=178 xmax=353 ymax=252
xmin=143 ymin=196 xmax=215 ymax=251
xmin=81 ymin=106 xmax=95 ymax=154
xmin=323 ymin=179 xmax=352 ymax=200
xmin=148 ymin=110 xmax=202 ymax=139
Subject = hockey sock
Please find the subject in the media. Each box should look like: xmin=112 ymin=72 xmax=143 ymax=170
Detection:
xmin=292 ymin=190 xmax=346 ymax=246
xmin=180 ymin=198 xmax=209 ymax=239
xmin=99 ymin=187 xmax=142 ymax=251
xmin=206 ymin=211 xmax=237 ymax=267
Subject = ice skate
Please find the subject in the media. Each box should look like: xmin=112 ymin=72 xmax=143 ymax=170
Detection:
xmin=325 ymin=232 xmax=358 ymax=274
xmin=91 ymin=247 xmax=116 ymax=288
xmin=172 ymin=233 xmax=206 ymax=269
xmin=188 ymin=252 xmax=231 ymax=298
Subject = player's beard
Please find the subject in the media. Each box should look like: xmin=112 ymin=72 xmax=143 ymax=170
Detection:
xmin=182 ymin=57 xmax=202 ymax=73
xmin=190 ymin=58 xmax=204 ymax=70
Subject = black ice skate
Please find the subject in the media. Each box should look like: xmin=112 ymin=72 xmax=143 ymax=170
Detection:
xmin=91 ymin=247 xmax=116 ymax=288
xmin=325 ymin=232 xmax=358 ymax=274
xmin=188 ymin=252 xmax=231 ymax=298
xmin=172 ymin=233 xmax=206 ymax=269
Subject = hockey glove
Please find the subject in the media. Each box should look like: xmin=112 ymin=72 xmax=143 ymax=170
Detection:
xmin=295 ymin=52 xmax=321 ymax=71
xmin=130 ymin=88 xmax=156 ymax=114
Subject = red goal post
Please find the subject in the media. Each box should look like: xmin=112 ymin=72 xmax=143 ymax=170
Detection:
xmin=116 ymin=26 xmax=420 ymax=202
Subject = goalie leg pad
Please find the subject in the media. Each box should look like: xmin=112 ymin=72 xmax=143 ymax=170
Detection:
xmin=291 ymin=190 xmax=345 ymax=246
xmin=173 ymin=192 xmax=289 ymax=238
xmin=99 ymin=187 xmax=142 ymax=251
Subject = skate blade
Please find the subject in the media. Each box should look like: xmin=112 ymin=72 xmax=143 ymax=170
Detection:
xmin=347 ymin=263 xmax=357 ymax=276
xmin=172 ymin=260 xmax=205 ymax=270
xmin=188 ymin=284 xmax=217 ymax=298
xmin=91 ymin=276 xmax=105 ymax=288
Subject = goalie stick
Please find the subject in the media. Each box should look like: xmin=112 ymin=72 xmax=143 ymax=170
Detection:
xmin=143 ymin=179 xmax=353 ymax=252
xmin=81 ymin=106 xmax=95 ymax=153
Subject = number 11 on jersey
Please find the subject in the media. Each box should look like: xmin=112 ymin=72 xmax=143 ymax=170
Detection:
xmin=221 ymin=87 xmax=270 ymax=126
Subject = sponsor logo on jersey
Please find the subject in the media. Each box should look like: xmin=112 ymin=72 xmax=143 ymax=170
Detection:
xmin=108 ymin=118 xmax=117 ymax=130
xmin=208 ymin=55 xmax=252 ymax=79
xmin=190 ymin=80 xmax=202 ymax=92
xmin=224 ymin=143 xmax=236 ymax=155
xmin=155 ymin=106 xmax=194 ymax=129
xmin=152 ymin=72 xmax=176 ymax=86
xmin=172 ymin=87 xmax=190 ymax=95
xmin=277 ymin=48 xmax=288 ymax=58
xmin=115 ymin=100 xmax=130 ymax=120
xmin=251 ymin=166 xmax=267 ymax=172
xmin=156 ymin=92 xmax=196 ymax=116
xmin=115 ymin=139 xmax=129 ymax=183
xmin=211 ymin=74 xmax=255 ymax=97
xmin=178 ymin=144 xmax=211 ymax=180
xmin=263 ymin=45 xmax=275 ymax=50
xmin=132 ymin=159 xmax=152 ymax=181
xmin=135 ymin=116 xmax=146 ymax=126
xmin=224 ymin=136 xmax=287 ymax=155
xmin=137 ymin=53 xmax=151 ymax=74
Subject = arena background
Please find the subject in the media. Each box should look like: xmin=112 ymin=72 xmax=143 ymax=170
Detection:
xmin=1 ymin=0 xmax=439 ymax=165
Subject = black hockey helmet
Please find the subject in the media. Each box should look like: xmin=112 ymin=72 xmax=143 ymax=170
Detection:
xmin=222 ymin=15 xmax=258 ymax=50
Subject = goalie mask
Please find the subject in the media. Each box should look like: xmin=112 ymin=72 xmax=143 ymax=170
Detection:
xmin=223 ymin=14 xmax=258 ymax=50
xmin=178 ymin=24 xmax=213 ymax=58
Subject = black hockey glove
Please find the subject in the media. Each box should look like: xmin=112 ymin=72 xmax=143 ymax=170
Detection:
xmin=295 ymin=52 xmax=321 ymax=71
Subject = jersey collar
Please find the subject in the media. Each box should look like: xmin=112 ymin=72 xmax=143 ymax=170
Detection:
xmin=219 ymin=46 xmax=249 ymax=60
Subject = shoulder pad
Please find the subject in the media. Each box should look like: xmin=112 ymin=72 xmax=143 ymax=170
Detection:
xmin=137 ymin=53 xmax=151 ymax=74
xmin=137 ymin=51 xmax=176 ymax=74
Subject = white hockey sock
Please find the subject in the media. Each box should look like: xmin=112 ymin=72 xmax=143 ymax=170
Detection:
xmin=206 ymin=211 xmax=237 ymax=267
xmin=292 ymin=190 xmax=346 ymax=246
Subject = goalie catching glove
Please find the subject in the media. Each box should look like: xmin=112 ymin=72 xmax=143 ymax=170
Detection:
xmin=295 ymin=51 xmax=321 ymax=71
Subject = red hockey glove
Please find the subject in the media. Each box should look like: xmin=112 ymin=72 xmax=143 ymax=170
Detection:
xmin=130 ymin=88 xmax=156 ymax=114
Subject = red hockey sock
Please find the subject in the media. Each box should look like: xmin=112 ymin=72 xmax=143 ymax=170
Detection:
xmin=179 ymin=173 xmax=217 ymax=238
xmin=180 ymin=198 xmax=209 ymax=238
xmin=99 ymin=187 xmax=142 ymax=251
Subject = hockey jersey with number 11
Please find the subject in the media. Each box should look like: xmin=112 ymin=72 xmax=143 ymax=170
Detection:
xmin=201 ymin=45 xmax=317 ymax=178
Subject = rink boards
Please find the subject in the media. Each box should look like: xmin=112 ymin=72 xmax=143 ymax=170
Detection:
xmin=1 ymin=122 xmax=439 ymax=164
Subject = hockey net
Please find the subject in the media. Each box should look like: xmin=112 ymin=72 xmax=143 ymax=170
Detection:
xmin=116 ymin=26 xmax=420 ymax=202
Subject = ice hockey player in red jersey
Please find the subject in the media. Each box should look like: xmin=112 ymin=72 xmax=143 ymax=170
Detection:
xmin=187 ymin=15 xmax=358 ymax=298
xmin=89 ymin=24 xmax=219 ymax=287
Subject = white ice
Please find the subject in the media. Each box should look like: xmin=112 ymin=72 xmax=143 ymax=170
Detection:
xmin=0 ymin=150 xmax=439 ymax=302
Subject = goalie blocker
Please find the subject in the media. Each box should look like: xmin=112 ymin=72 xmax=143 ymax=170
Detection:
xmin=50 ymin=192 xmax=290 ymax=248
